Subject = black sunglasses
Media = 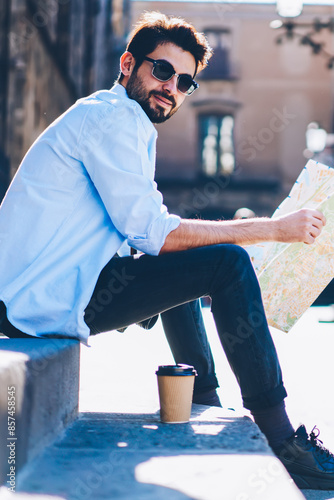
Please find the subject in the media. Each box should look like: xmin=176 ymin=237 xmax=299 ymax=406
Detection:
xmin=144 ymin=57 xmax=199 ymax=96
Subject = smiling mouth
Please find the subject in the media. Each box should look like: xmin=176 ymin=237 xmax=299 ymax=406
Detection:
xmin=153 ymin=94 xmax=173 ymax=108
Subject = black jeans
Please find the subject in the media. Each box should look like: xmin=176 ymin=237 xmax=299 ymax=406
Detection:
xmin=161 ymin=300 xmax=219 ymax=395
xmin=84 ymin=244 xmax=287 ymax=411
xmin=1 ymin=245 xmax=287 ymax=410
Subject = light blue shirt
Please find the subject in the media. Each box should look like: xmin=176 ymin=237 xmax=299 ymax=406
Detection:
xmin=0 ymin=84 xmax=180 ymax=343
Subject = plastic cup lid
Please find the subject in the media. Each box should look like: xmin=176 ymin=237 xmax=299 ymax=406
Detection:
xmin=155 ymin=364 xmax=197 ymax=376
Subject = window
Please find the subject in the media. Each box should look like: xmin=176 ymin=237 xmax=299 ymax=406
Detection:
xmin=206 ymin=29 xmax=232 ymax=53
xmin=200 ymin=114 xmax=235 ymax=176
xmin=199 ymin=29 xmax=235 ymax=80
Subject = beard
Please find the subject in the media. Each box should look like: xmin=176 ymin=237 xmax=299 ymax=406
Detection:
xmin=125 ymin=69 xmax=179 ymax=124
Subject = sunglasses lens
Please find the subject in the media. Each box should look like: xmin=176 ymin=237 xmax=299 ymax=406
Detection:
xmin=153 ymin=61 xmax=174 ymax=81
xmin=150 ymin=59 xmax=198 ymax=96
xmin=178 ymin=75 xmax=196 ymax=95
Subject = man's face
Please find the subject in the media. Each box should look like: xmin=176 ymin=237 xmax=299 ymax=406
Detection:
xmin=125 ymin=43 xmax=197 ymax=124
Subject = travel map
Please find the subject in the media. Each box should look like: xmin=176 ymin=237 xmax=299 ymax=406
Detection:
xmin=246 ymin=159 xmax=334 ymax=332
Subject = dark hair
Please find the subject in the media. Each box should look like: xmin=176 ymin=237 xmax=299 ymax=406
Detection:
xmin=118 ymin=11 xmax=212 ymax=82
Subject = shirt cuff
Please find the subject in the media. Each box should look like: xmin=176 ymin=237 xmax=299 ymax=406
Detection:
xmin=127 ymin=213 xmax=181 ymax=255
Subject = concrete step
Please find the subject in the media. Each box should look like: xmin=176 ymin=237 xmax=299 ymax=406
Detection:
xmin=15 ymin=405 xmax=304 ymax=500
xmin=0 ymin=339 xmax=80 ymax=487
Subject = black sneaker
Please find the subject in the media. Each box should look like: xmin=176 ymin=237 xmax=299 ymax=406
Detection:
xmin=274 ymin=424 xmax=334 ymax=490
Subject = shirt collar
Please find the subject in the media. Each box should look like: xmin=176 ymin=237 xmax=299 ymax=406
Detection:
xmin=110 ymin=84 xmax=157 ymax=135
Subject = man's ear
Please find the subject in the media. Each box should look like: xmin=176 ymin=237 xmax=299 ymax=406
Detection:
xmin=120 ymin=51 xmax=136 ymax=78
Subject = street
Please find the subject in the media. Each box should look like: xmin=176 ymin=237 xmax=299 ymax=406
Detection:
xmin=79 ymin=304 xmax=334 ymax=500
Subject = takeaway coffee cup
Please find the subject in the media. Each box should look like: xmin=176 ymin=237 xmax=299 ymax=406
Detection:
xmin=156 ymin=364 xmax=197 ymax=423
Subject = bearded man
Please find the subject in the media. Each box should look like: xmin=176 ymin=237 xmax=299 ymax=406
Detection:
xmin=0 ymin=12 xmax=332 ymax=490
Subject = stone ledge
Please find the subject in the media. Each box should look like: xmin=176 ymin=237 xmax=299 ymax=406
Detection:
xmin=0 ymin=339 xmax=80 ymax=486
xmin=15 ymin=406 xmax=305 ymax=499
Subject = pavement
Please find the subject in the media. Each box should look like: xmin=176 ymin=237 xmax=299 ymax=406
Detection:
xmin=3 ymin=305 xmax=334 ymax=499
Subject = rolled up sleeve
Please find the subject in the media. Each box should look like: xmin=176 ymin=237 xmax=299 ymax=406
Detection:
xmin=77 ymin=100 xmax=180 ymax=255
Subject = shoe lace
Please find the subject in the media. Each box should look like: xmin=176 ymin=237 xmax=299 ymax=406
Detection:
xmin=309 ymin=426 xmax=334 ymax=459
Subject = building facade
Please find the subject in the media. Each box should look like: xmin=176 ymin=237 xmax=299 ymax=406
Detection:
xmin=132 ymin=1 xmax=334 ymax=219
xmin=0 ymin=0 xmax=131 ymax=199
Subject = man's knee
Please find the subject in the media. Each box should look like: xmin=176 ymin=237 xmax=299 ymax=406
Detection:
xmin=217 ymin=244 xmax=252 ymax=268
xmin=210 ymin=244 xmax=255 ymax=287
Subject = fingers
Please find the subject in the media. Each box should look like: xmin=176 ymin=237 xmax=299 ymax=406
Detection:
xmin=299 ymin=208 xmax=325 ymax=224
xmin=304 ymin=231 xmax=317 ymax=245
xmin=276 ymin=208 xmax=326 ymax=244
xmin=302 ymin=209 xmax=326 ymax=244
xmin=311 ymin=209 xmax=326 ymax=227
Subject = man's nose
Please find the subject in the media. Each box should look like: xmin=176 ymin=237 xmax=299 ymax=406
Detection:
xmin=162 ymin=75 xmax=178 ymax=94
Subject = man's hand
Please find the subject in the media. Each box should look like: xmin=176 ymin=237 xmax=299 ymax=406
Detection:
xmin=274 ymin=208 xmax=326 ymax=245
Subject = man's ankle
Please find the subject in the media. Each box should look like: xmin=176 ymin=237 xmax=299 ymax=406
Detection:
xmin=251 ymin=401 xmax=294 ymax=449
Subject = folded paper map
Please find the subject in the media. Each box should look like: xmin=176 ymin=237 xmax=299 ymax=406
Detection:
xmin=246 ymin=159 xmax=334 ymax=332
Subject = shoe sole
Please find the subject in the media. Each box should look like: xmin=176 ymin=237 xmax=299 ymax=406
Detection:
xmin=291 ymin=472 xmax=334 ymax=490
